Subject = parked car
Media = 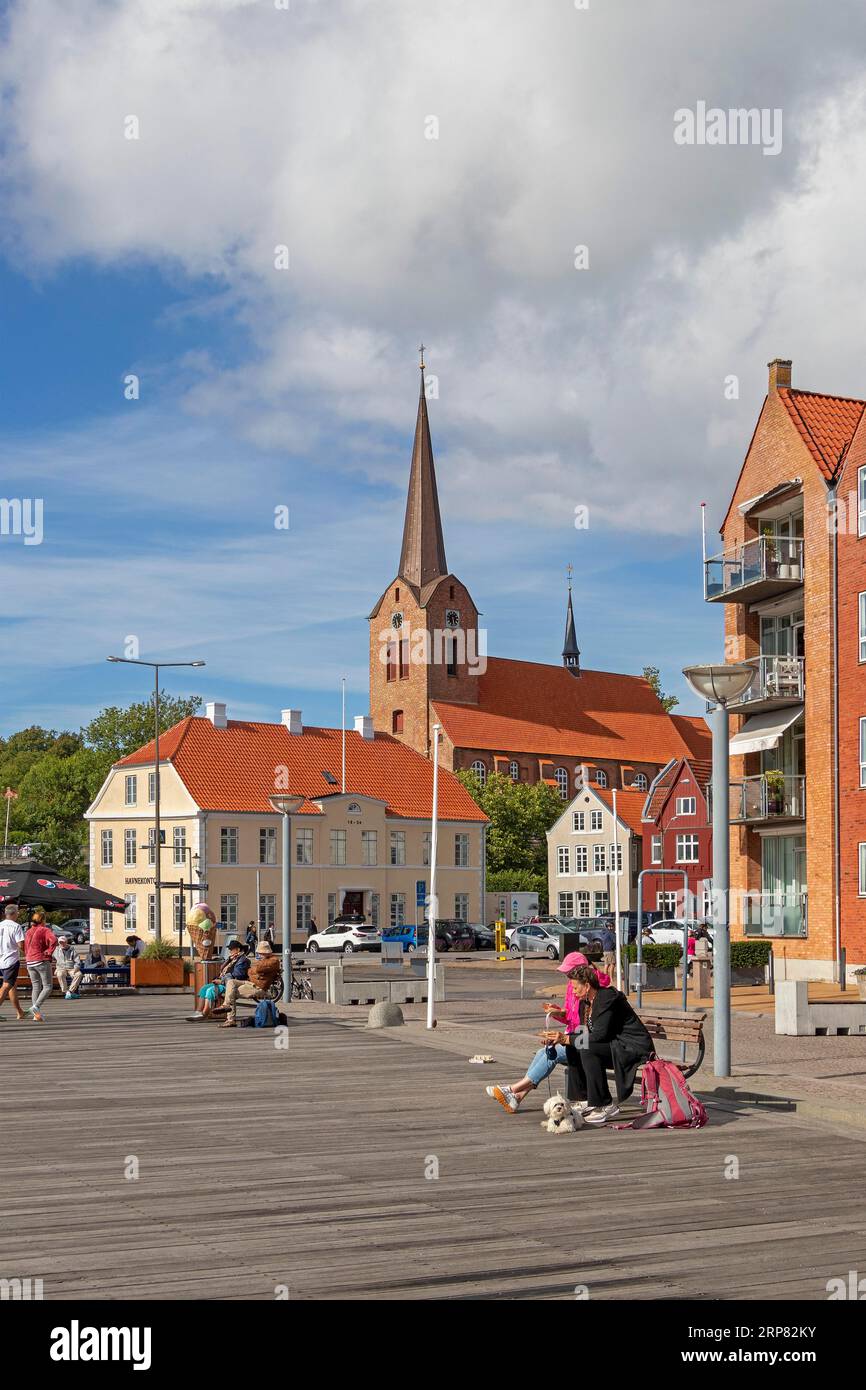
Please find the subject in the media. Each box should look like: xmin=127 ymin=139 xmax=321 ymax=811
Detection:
xmin=51 ymin=918 xmax=90 ymax=944
xmin=434 ymin=919 xmax=474 ymax=952
xmin=508 ymin=923 xmax=604 ymax=961
xmin=306 ymin=920 xmax=381 ymax=954
xmin=644 ymin=918 xmax=713 ymax=947
xmin=467 ymin=923 xmax=495 ymax=950
xmin=590 ymin=912 xmax=640 ymax=945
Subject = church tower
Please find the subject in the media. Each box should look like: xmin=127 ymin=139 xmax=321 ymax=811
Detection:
xmin=562 ymin=566 xmax=580 ymax=676
xmin=369 ymin=352 xmax=481 ymax=757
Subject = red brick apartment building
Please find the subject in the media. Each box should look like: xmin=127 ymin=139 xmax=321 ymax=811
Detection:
xmin=369 ymin=365 xmax=710 ymax=805
xmin=706 ymin=357 xmax=866 ymax=979
xmin=641 ymin=755 xmax=713 ymax=918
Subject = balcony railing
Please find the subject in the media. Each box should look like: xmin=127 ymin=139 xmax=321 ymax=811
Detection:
xmin=729 ymin=773 xmax=806 ymax=824
xmin=741 ymin=890 xmax=807 ymax=938
xmin=705 ymin=536 xmax=804 ymax=603
xmin=726 ymin=654 xmax=805 ymax=712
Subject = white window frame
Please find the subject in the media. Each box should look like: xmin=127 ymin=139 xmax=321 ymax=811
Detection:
xmin=390 ymin=893 xmax=406 ymax=928
xmin=148 ymin=771 xmax=156 ymax=804
xmin=574 ymin=844 xmax=588 ymax=874
xmin=173 ymin=825 xmax=186 ymax=866
xmin=609 ymin=842 xmax=623 ymax=873
xmin=860 ymin=844 xmax=866 ymax=896
xmin=557 ymin=845 xmax=570 ymax=876
xmin=509 ymin=761 xmax=519 ymax=781
xmin=657 ymin=890 xmax=678 ymax=915
xmin=260 ymin=894 xmax=276 ymax=933
xmin=390 ymin=830 xmax=406 ymax=866
xmin=125 ymin=898 xmax=137 ymax=930
xmin=220 ymin=826 xmax=238 ymax=865
xmin=590 ymin=810 xmax=603 ymax=832
xmin=296 ymin=894 xmax=312 ymax=933
xmin=259 ymin=826 xmax=277 ymax=865
xmin=593 ymin=843 xmax=606 ymax=873
xmin=576 ymin=890 xmax=591 ymax=918
xmin=470 ymin=760 xmax=487 ymax=786
xmin=331 ymin=829 xmax=347 ymax=866
xmin=361 ymin=830 xmax=377 ymax=866
xmin=422 ymin=831 xmax=431 ymax=866
xmin=554 ymin=767 xmax=569 ymax=800
xmin=859 ymin=464 xmax=866 ymax=537
xmin=676 ymin=833 xmax=700 ymax=863
xmin=572 ymin=811 xmax=585 ymax=832
xmin=633 ymin=774 xmax=648 ymax=792
xmin=454 ymin=833 xmax=469 ymax=868
xmin=861 ymin=718 xmax=866 ymax=788
xmin=594 ymin=770 xmax=607 ymax=788
xmin=124 ymin=775 xmax=137 ymax=806
xmin=220 ymin=894 xmax=238 ymax=932
xmin=651 ymin=834 xmax=662 ymax=865
xmin=101 ymin=829 xmax=113 ymax=867
xmin=676 ymin=796 xmax=697 ymax=817
xmin=124 ymin=828 xmax=136 ymax=867
xmin=296 ymin=827 xmax=314 ymax=865
xmin=558 ymin=892 xmax=574 ymax=918
xmin=454 ymin=893 xmax=469 ymax=921
xmin=594 ymin=891 xmax=609 ymax=916
xmin=147 ymin=893 xmax=155 ymax=933
xmin=860 ymin=592 xmax=866 ymax=663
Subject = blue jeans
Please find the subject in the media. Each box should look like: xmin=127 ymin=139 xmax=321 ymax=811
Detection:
xmin=526 ymin=1044 xmax=569 ymax=1086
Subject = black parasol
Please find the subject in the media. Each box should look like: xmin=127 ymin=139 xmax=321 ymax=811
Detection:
xmin=0 ymin=860 xmax=127 ymax=912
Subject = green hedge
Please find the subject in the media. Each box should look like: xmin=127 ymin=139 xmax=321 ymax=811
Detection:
xmin=624 ymin=943 xmax=682 ymax=970
xmin=730 ymin=940 xmax=771 ymax=968
xmin=622 ymin=940 xmax=772 ymax=970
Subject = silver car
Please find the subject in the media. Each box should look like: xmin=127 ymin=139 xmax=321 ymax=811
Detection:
xmin=508 ymin=923 xmax=562 ymax=960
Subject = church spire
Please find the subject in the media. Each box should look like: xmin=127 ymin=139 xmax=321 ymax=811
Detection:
xmin=563 ymin=564 xmax=580 ymax=676
xmin=397 ymin=348 xmax=448 ymax=589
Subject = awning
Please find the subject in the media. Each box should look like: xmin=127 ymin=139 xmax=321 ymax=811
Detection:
xmin=729 ymin=705 xmax=803 ymax=756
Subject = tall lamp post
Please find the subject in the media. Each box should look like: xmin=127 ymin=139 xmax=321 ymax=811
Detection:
xmin=107 ymin=657 xmax=205 ymax=940
xmin=269 ymin=795 xmax=304 ymax=1006
xmin=427 ymin=723 xmax=442 ymax=1030
xmin=682 ymin=662 xmax=754 ymax=1078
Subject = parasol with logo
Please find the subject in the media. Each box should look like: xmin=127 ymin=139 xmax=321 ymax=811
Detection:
xmin=0 ymin=860 xmax=128 ymax=912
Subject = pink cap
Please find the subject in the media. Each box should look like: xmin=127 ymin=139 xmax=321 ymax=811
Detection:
xmin=556 ymin=950 xmax=589 ymax=974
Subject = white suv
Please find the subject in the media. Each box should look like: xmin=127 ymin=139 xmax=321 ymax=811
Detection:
xmin=306 ymin=920 xmax=381 ymax=954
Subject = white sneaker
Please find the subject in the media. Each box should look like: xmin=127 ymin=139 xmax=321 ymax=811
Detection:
xmin=585 ymin=1103 xmax=620 ymax=1125
xmin=486 ymin=1084 xmax=520 ymax=1113
xmin=571 ymin=1100 xmax=590 ymax=1113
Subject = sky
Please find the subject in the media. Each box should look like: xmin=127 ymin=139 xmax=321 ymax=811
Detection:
xmin=2 ymin=0 xmax=866 ymax=736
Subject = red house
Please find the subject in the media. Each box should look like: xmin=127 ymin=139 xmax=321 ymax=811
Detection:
xmin=640 ymin=755 xmax=713 ymax=919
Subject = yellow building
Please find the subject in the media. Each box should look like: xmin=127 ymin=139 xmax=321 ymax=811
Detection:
xmin=85 ymin=704 xmax=487 ymax=949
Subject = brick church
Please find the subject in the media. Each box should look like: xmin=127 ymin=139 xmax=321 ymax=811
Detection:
xmin=369 ymin=360 xmax=709 ymax=799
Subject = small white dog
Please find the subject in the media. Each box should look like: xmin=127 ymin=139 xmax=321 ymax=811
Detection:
xmin=541 ymin=1093 xmax=582 ymax=1134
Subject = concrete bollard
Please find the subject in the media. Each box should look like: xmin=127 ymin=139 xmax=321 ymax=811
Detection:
xmin=367 ymin=1001 xmax=405 ymax=1029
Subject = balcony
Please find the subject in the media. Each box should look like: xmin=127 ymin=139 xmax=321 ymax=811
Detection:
xmin=726 ymin=655 xmax=805 ymax=714
xmin=705 ymin=536 xmax=804 ymax=603
xmin=741 ymin=890 xmax=807 ymax=938
xmin=729 ymin=774 xmax=806 ymax=824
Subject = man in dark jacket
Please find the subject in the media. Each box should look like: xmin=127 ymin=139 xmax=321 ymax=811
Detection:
xmin=544 ymin=964 xmax=653 ymax=1125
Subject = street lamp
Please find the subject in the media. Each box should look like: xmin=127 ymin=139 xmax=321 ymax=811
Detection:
xmin=269 ymin=794 xmax=304 ymax=1006
xmin=682 ymin=662 xmax=753 ymax=1078
xmin=427 ymin=723 xmax=442 ymax=1030
xmin=107 ymin=657 xmax=205 ymax=940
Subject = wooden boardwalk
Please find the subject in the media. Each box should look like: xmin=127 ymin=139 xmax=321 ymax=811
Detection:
xmin=2 ymin=994 xmax=866 ymax=1300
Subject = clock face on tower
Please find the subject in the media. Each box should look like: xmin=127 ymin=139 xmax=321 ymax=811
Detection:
xmin=445 ymin=609 xmax=460 ymax=629
xmin=391 ymin=612 xmax=404 ymax=629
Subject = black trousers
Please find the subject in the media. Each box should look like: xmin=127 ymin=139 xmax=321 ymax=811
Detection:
xmin=564 ymin=1041 xmax=615 ymax=1107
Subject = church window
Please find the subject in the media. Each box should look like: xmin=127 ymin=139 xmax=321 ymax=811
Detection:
xmin=509 ymin=761 xmax=519 ymax=781
xmin=633 ymin=773 xmax=648 ymax=792
xmin=392 ymin=710 xmax=404 ymax=734
xmin=449 ymin=584 xmax=455 ymax=600
xmin=386 ymin=641 xmax=397 ymax=682
xmin=446 ymin=634 xmax=457 ymax=677
xmin=395 ymin=587 xmax=400 ymax=601
xmin=554 ymin=767 xmax=569 ymax=800
xmin=470 ymin=760 xmax=487 ymax=786
xmin=595 ymin=769 xmax=608 ymax=788
xmin=399 ymin=638 xmax=409 ymax=679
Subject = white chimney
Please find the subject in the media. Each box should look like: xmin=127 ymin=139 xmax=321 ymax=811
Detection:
xmin=354 ymin=714 xmax=375 ymax=740
xmin=282 ymin=708 xmax=303 ymax=735
xmin=206 ymin=702 xmax=227 ymax=729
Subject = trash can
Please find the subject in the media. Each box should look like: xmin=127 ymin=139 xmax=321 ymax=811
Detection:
xmin=193 ymin=958 xmax=222 ymax=999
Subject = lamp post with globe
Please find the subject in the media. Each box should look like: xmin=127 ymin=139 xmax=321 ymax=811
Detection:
xmin=269 ymin=794 xmax=305 ymax=1006
xmin=682 ymin=663 xmax=754 ymax=1078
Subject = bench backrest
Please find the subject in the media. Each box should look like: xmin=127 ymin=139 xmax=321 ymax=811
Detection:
xmin=637 ymin=1011 xmax=706 ymax=1044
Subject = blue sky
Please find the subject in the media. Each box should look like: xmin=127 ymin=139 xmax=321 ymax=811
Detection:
xmin=3 ymin=0 xmax=866 ymax=738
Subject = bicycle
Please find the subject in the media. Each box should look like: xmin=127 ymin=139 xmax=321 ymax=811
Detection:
xmin=265 ymin=970 xmax=314 ymax=1002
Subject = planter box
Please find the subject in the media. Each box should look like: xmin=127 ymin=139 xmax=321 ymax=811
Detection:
xmin=731 ymin=966 xmax=766 ymax=987
xmin=131 ymin=958 xmax=185 ymax=988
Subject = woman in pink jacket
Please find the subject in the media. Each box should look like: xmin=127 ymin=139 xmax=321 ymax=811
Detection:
xmin=485 ymin=951 xmax=611 ymax=1114
xmin=24 ymin=908 xmax=57 ymax=1022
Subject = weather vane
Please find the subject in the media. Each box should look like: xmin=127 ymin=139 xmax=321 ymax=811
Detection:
xmin=418 ymin=342 xmax=425 ymax=370
xmin=567 ymin=562 xmax=573 ymax=590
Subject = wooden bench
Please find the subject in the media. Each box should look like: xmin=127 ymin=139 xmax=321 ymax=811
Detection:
xmin=564 ymin=1009 xmax=707 ymax=1104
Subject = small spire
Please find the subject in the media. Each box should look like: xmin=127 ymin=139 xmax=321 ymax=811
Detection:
xmin=563 ymin=568 xmax=580 ymax=677
xmin=398 ymin=355 xmax=448 ymax=589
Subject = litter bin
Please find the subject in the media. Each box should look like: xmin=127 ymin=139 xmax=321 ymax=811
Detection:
xmin=193 ymin=958 xmax=222 ymax=999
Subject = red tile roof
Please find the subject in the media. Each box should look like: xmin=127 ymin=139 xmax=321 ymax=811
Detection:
xmin=778 ymin=388 xmax=866 ymax=481
xmin=669 ymin=714 xmax=712 ymax=762
xmin=116 ymin=718 xmax=486 ymax=822
xmin=643 ymin=756 xmax=712 ymax=822
xmin=433 ymin=658 xmax=702 ymax=764
xmin=592 ymin=787 xmax=647 ymax=837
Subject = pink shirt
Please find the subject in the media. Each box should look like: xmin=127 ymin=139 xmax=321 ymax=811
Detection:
xmin=564 ymin=973 xmax=611 ymax=1032
xmin=25 ymin=924 xmax=57 ymax=964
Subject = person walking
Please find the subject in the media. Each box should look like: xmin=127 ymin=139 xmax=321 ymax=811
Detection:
xmin=24 ymin=907 xmax=56 ymax=1022
xmin=263 ymin=920 xmax=275 ymax=950
xmin=0 ymin=904 xmax=27 ymax=1021
xmin=245 ymin=921 xmax=257 ymax=953
xmin=600 ymin=925 xmax=617 ymax=981
xmin=54 ymin=934 xmax=79 ymax=999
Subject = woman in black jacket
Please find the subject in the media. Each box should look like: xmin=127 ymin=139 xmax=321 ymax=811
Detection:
xmin=541 ymin=964 xmax=653 ymax=1125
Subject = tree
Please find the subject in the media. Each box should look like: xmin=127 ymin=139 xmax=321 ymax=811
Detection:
xmin=642 ymin=665 xmax=679 ymax=712
xmin=82 ymin=694 xmax=202 ymax=770
xmin=457 ymin=770 xmax=564 ymax=886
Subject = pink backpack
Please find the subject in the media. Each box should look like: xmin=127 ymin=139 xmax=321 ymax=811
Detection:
xmin=618 ymin=1058 xmax=708 ymax=1130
